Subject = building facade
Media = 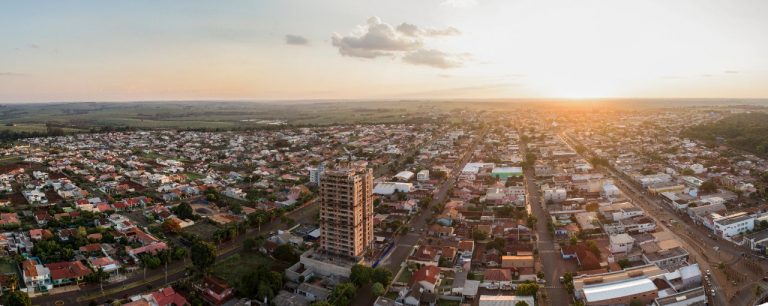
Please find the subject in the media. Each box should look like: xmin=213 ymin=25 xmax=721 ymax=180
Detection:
xmin=319 ymin=165 xmax=374 ymax=259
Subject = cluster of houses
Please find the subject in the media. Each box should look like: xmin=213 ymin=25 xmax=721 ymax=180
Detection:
xmin=518 ymin=122 xmax=710 ymax=306
xmin=566 ymin=109 xmax=768 ymax=254
xmin=372 ymin=125 xmax=543 ymax=306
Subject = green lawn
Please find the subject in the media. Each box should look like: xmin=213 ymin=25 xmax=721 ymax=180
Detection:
xmin=0 ymin=156 xmax=23 ymax=166
xmin=397 ymin=268 xmax=413 ymax=283
xmin=437 ymin=300 xmax=461 ymax=306
xmin=385 ymin=292 xmax=399 ymax=300
xmin=185 ymin=172 xmax=204 ymax=180
xmin=0 ymin=261 xmax=17 ymax=274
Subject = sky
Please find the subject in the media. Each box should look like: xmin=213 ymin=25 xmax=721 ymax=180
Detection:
xmin=1 ymin=0 xmax=768 ymax=102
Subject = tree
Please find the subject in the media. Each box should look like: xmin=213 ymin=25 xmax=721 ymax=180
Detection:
xmin=328 ymin=282 xmax=356 ymax=306
xmin=311 ymin=302 xmax=334 ymax=306
xmin=700 ymin=180 xmax=718 ymax=194
xmin=350 ymin=264 xmax=373 ymax=286
xmin=191 ymin=240 xmax=217 ymax=275
xmin=372 ymin=282 xmax=385 ymax=297
xmin=6 ymin=273 xmax=18 ymax=292
xmin=174 ymin=202 xmax=194 ymax=220
xmin=516 ymin=283 xmax=539 ymax=296
xmin=523 ymin=153 xmax=537 ymax=167
xmin=618 ymin=258 xmax=630 ymax=269
xmin=172 ymin=246 xmax=188 ymax=260
xmin=486 ymin=237 xmax=506 ymax=252
xmin=239 ymin=266 xmax=283 ymax=300
xmin=257 ymin=282 xmax=275 ymax=302
xmin=515 ymin=302 xmax=530 ymax=306
xmin=6 ymin=291 xmax=31 ymax=306
xmin=629 ymin=299 xmax=643 ymax=306
xmin=526 ymin=215 xmax=537 ymax=228
xmin=272 ymin=244 xmax=299 ymax=263
xmin=243 ymin=237 xmax=256 ymax=252
xmin=230 ymin=203 xmax=243 ymax=215
xmin=93 ymin=267 xmax=108 ymax=293
xmin=472 ymin=229 xmax=488 ymax=241
xmin=372 ymin=267 xmax=393 ymax=285
xmin=162 ymin=219 xmax=182 ymax=233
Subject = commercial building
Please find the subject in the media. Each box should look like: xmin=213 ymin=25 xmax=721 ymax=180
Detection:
xmin=319 ymin=165 xmax=374 ymax=259
xmin=609 ymin=234 xmax=635 ymax=254
xmin=582 ymin=277 xmax=658 ymax=306
xmin=574 ymin=264 xmax=666 ymax=302
xmin=417 ymin=170 xmax=430 ymax=181
xmin=713 ymin=212 xmax=754 ymax=237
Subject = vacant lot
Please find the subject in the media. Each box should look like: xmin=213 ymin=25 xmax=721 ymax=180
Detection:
xmin=181 ymin=222 xmax=220 ymax=241
xmin=211 ymin=252 xmax=290 ymax=286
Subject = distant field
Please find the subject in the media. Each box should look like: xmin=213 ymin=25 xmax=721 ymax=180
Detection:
xmin=3 ymin=99 xmax=763 ymax=131
xmin=0 ymin=123 xmax=84 ymax=133
xmin=0 ymin=101 xmax=447 ymax=129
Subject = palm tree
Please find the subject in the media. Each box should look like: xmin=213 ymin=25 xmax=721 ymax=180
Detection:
xmin=7 ymin=273 xmax=18 ymax=292
xmin=158 ymin=250 xmax=171 ymax=284
xmin=95 ymin=267 xmax=108 ymax=294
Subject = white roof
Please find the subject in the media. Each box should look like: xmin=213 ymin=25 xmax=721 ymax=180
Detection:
xmin=462 ymin=162 xmax=495 ymax=174
xmin=491 ymin=167 xmax=522 ymax=174
xmin=463 ymin=280 xmax=480 ymax=296
xmin=307 ymin=229 xmax=321 ymax=238
xmin=583 ymin=277 xmax=657 ymax=302
xmin=609 ymin=233 xmax=635 ymax=245
xmin=479 ymin=295 xmax=535 ymax=306
xmin=395 ymin=171 xmax=415 ymax=181
xmin=679 ymin=263 xmax=700 ymax=280
xmin=373 ymin=182 xmax=413 ymax=195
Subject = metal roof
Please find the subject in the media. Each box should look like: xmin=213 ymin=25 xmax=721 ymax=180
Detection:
xmin=583 ymin=277 xmax=657 ymax=302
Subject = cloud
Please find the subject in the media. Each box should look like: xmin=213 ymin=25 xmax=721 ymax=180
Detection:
xmin=395 ymin=23 xmax=419 ymax=37
xmin=402 ymin=49 xmax=468 ymax=69
xmin=441 ymin=0 xmax=478 ymax=8
xmin=724 ymin=70 xmax=739 ymax=74
xmin=331 ymin=17 xmax=422 ymax=58
xmin=285 ymin=34 xmax=309 ymax=45
xmin=331 ymin=17 xmax=467 ymax=68
xmin=396 ymin=23 xmax=460 ymax=37
xmin=27 ymin=43 xmax=40 ymax=49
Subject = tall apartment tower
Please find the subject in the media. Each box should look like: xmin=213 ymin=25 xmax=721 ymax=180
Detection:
xmin=319 ymin=165 xmax=374 ymax=260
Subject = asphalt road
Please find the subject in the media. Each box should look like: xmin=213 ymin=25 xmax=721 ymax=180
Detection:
xmin=520 ymin=139 xmax=571 ymax=306
xmin=31 ymin=199 xmax=320 ymax=306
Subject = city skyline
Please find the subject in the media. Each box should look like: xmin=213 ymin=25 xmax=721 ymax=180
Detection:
xmin=3 ymin=0 xmax=768 ymax=102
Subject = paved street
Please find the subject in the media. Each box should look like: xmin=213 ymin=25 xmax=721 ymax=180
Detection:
xmin=520 ymin=138 xmax=571 ymax=306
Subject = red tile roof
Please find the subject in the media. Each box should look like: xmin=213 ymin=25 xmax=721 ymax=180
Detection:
xmin=409 ymin=265 xmax=441 ymax=287
xmin=46 ymin=261 xmax=91 ymax=280
xmin=483 ymin=268 xmax=513 ymax=282
xmin=151 ymin=287 xmax=190 ymax=306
